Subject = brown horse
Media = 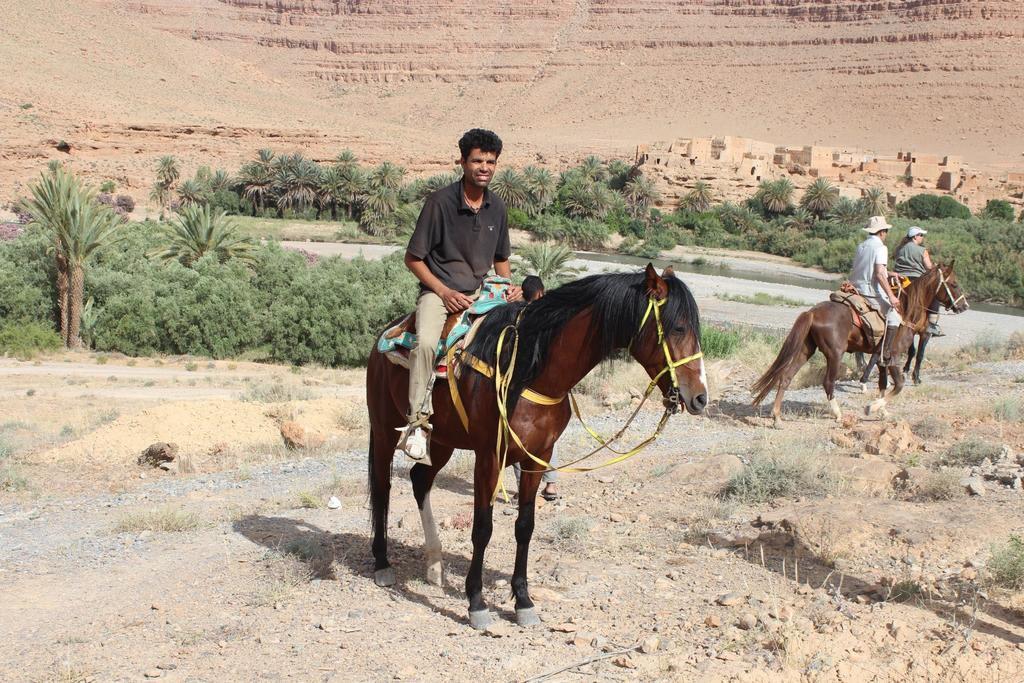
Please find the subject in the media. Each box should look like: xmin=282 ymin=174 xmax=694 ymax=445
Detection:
xmin=752 ymin=264 xmax=966 ymax=425
xmin=856 ymin=280 xmax=968 ymax=386
xmin=366 ymin=265 xmax=707 ymax=628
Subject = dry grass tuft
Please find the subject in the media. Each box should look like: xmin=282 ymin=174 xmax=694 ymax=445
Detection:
xmin=240 ymin=380 xmax=314 ymax=403
xmin=723 ymin=438 xmax=844 ymax=504
xmin=114 ymin=507 xmax=201 ymax=533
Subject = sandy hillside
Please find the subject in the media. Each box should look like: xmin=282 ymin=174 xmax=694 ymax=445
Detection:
xmin=3 ymin=0 xmax=1024 ymax=200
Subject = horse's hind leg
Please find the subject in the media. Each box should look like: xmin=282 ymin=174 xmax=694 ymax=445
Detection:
xmin=511 ymin=461 xmax=545 ymax=626
xmin=822 ymin=346 xmax=843 ymax=422
xmin=410 ymin=445 xmax=454 ymax=587
xmin=369 ymin=428 xmax=400 ymax=587
xmin=859 ymin=351 xmax=879 ymax=391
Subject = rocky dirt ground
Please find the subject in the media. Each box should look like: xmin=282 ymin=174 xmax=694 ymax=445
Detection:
xmin=1 ymin=344 xmax=1024 ymax=682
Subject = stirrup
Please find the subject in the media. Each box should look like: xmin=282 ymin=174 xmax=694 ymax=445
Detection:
xmin=396 ymin=419 xmax=432 ymax=465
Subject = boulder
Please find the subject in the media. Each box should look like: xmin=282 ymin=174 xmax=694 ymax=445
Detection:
xmin=138 ymin=442 xmax=178 ymax=468
xmin=280 ymin=421 xmax=307 ymax=449
xmin=861 ymin=421 xmax=921 ymax=457
xmin=280 ymin=421 xmax=324 ymax=450
xmin=830 ymin=456 xmax=902 ymax=495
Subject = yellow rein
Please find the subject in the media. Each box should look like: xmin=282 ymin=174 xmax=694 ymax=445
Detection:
xmin=449 ymin=297 xmax=702 ymax=502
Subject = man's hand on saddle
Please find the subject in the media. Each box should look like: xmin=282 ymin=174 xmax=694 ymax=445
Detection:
xmin=505 ymin=285 xmax=523 ymax=302
xmin=441 ymin=287 xmax=474 ymax=313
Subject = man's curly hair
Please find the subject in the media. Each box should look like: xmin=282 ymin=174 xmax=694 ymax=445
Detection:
xmin=458 ymin=129 xmax=503 ymax=160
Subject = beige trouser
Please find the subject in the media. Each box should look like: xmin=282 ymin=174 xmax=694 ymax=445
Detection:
xmin=408 ymin=290 xmax=448 ymax=419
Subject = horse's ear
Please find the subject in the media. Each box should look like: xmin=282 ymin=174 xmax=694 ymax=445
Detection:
xmin=662 ymin=265 xmax=675 ymax=279
xmin=644 ymin=262 xmax=668 ymax=299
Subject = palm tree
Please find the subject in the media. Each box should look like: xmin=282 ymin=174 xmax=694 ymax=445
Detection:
xmin=149 ymin=182 xmax=172 ymax=214
xmin=23 ymin=167 xmax=121 ymax=347
xmin=861 ymin=187 xmax=888 ymax=217
xmin=236 ymin=161 xmax=274 ymax=216
xmin=275 ymin=155 xmax=322 ymax=215
xmin=560 ymin=176 xmax=613 ymax=219
xmin=489 ymin=168 xmax=530 ymax=209
xmin=680 ymin=181 xmax=714 ymax=212
xmin=800 ymin=178 xmax=840 ymax=217
xmin=828 ymin=197 xmax=865 ymax=226
xmin=606 ymin=159 xmax=633 ymax=190
xmin=715 ymin=202 xmax=760 ymax=234
xmin=210 ymin=169 xmax=233 ymax=194
xmin=153 ymin=204 xmax=255 ymax=266
xmin=318 ymin=166 xmax=347 ymax=221
xmin=337 ymin=165 xmax=367 ymax=219
xmin=156 ymin=156 xmax=180 ymax=189
xmin=578 ymin=155 xmax=608 ymax=182
xmin=418 ymin=171 xmax=460 ymax=200
xmin=756 ymin=178 xmax=795 ymax=215
xmin=515 ymin=242 xmax=582 ymax=286
xmin=369 ymin=161 xmax=406 ymax=192
xmin=523 ymin=166 xmax=556 ymax=216
xmin=359 ymin=182 xmax=400 ymax=236
xmin=783 ymin=207 xmax=815 ymax=231
xmin=336 ymin=150 xmax=358 ymax=173
xmin=176 ymin=178 xmax=206 ymax=207
xmin=623 ymin=174 xmax=660 ymax=217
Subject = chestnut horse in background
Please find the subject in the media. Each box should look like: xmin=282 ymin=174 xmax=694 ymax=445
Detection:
xmin=752 ymin=264 xmax=966 ymax=425
xmin=366 ymin=265 xmax=708 ymax=628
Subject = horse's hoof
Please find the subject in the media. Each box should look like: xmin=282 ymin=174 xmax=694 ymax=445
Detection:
xmin=374 ymin=567 xmax=396 ymax=587
xmin=425 ymin=562 xmax=444 ymax=587
xmin=772 ymin=416 xmax=782 ymax=430
xmin=468 ymin=609 xmax=493 ymax=630
xmin=860 ymin=383 xmax=870 ymax=395
xmin=515 ymin=607 xmax=541 ymax=627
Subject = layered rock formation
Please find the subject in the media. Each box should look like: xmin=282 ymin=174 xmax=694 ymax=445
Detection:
xmin=1 ymin=0 xmax=1022 ymax=201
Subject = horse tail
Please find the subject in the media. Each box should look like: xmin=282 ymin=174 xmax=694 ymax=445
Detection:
xmin=752 ymin=310 xmax=814 ymax=405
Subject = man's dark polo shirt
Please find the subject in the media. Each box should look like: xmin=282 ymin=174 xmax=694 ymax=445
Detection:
xmin=407 ymin=181 xmax=511 ymax=294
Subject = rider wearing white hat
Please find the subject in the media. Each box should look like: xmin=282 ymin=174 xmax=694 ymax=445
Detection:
xmin=850 ymin=216 xmax=903 ymax=365
xmin=894 ymin=226 xmax=943 ymax=336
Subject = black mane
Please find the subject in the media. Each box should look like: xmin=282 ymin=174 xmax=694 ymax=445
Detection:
xmin=465 ymin=271 xmax=700 ymax=410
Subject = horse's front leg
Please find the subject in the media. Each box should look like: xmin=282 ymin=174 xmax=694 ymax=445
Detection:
xmin=511 ymin=459 xmax=545 ymax=626
xmin=913 ymin=333 xmax=931 ymax=385
xmin=466 ymin=453 xmax=497 ymax=629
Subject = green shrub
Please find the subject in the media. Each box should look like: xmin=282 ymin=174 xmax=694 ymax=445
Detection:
xmin=941 ymin=437 xmax=1003 ymax=467
xmin=982 ymin=199 xmax=1015 ymax=222
xmin=989 ymin=536 xmax=1024 ymax=590
xmin=899 ymin=194 xmax=971 ymax=220
xmin=701 ymin=326 xmax=743 ymax=358
xmin=265 ymin=254 xmax=416 ymax=366
xmin=0 ymin=322 xmax=62 ymax=359
xmin=723 ymin=446 xmax=843 ymax=503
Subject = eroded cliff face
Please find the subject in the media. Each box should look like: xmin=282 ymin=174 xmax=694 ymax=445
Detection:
xmin=124 ymin=0 xmax=1024 ymax=85
xmin=1 ymin=0 xmax=1022 ymax=201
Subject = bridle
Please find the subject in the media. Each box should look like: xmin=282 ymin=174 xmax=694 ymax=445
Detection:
xmin=936 ymin=268 xmax=966 ymax=311
xmin=636 ymin=296 xmax=704 ymax=410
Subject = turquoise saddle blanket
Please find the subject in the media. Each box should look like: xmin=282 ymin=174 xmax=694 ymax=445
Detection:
xmin=377 ymin=276 xmax=511 ymax=360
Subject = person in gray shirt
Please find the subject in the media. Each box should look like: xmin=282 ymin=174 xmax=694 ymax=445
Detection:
xmin=894 ymin=226 xmax=943 ymax=337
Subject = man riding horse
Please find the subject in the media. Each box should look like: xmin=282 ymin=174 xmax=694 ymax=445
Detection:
xmin=851 ymin=216 xmax=903 ymax=366
xmin=398 ymin=129 xmax=523 ymax=465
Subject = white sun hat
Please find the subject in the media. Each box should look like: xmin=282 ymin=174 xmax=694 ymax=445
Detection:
xmin=907 ymin=226 xmax=927 ymax=238
xmin=862 ymin=215 xmax=894 ymax=234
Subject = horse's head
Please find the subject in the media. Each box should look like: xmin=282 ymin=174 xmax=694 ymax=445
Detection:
xmin=631 ymin=264 xmax=708 ymax=415
xmin=935 ymin=261 xmax=968 ymax=314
